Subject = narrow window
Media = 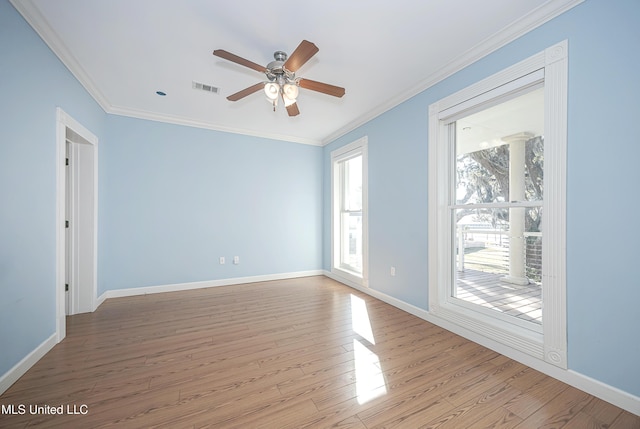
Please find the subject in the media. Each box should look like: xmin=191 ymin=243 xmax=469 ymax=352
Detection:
xmin=331 ymin=137 xmax=368 ymax=286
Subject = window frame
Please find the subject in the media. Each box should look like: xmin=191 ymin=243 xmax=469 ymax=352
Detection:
xmin=428 ymin=41 xmax=568 ymax=368
xmin=331 ymin=136 xmax=369 ymax=287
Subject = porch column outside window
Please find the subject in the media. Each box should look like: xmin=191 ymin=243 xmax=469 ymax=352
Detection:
xmin=501 ymin=132 xmax=532 ymax=286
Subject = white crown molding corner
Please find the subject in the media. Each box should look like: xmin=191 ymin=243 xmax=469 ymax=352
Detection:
xmin=9 ymin=0 xmax=323 ymax=148
xmin=321 ymin=0 xmax=584 ymax=145
xmin=9 ymin=0 xmax=113 ymax=113
xmin=11 ymin=0 xmax=583 ymax=148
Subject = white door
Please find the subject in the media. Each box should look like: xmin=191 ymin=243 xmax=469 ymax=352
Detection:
xmin=65 ymin=131 xmax=96 ymax=315
xmin=65 ymin=140 xmax=71 ymax=315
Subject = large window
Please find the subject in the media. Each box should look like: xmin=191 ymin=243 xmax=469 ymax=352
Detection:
xmin=453 ymin=86 xmax=545 ymax=331
xmin=428 ymin=42 xmax=568 ymax=367
xmin=331 ymin=137 xmax=368 ymax=286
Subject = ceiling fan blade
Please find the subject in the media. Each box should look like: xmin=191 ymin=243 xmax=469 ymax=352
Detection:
xmin=284 ymin=40 xmax=319 ymax=72
xmin=286 ymin=102 xmax=300 ymax=117
xmin=298 ymin=78 xmax=345 ymax=98
xmin=227 ymin=82 xmax=264 ymax=101
xmin=213 ymin=49 xmax=267 ymax=73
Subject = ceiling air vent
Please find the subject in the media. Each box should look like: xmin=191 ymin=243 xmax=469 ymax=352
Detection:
xmin=192 ymin=81 xmax=220 ymax=94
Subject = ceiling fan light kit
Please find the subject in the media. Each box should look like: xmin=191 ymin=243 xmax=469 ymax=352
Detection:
xmin=213 ymin=40 xmax=345 ymax=117
xmin=264 ymin=82 xmax=279 ymax=100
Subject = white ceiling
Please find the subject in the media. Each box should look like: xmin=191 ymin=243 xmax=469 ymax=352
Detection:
xmin=11 ymin=0 xmax=580 ymax=145
xmin=457 ymin=86 xmax=545 ymax=155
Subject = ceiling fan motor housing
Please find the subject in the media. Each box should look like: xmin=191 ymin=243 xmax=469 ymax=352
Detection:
xmin=266 ymin=51 xmax=296 ymax=83
xmin=273 ymin=51 xmax=287 ymax=62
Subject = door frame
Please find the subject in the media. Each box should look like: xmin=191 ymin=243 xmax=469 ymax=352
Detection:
xmin=55 ymin=108 xmax=98 ymax=342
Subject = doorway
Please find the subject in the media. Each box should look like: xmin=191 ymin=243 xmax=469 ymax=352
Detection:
xmin=56 ymin=108 xmax=98 ymax=341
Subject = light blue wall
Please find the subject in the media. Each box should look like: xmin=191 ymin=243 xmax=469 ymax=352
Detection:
xmin=99 ymin=116 xmax=322 ymax=293
xmin=323 ymin=0 xmax=640 ymax=397
xmin=2 ymin=0 xmax=639 ymax=404
xmin=323 ymin=98 xmax=430 ymax=307
xmin=1 ymin=0 xmax=322 ymax=379
xmin=0 ymin=0 xmax=107 ymax=375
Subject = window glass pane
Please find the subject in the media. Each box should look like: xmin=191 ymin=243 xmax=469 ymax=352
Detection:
xmin=341 ymin=212 xmax=362 ymax=273
xmin=344 ymin=155 xmax=362 ymax=211
xmin=337 ymin=153 xmax=363 ymax=275
xmin=452 ymin=86 xmax=544 ymax=327
xmin=455 ymin=87 xmax=544 ymax=205
xmin=453 ymin=206 xmax=543 ymax=325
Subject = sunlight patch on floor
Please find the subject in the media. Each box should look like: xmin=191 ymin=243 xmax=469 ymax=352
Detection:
xmin=350 ymin=294 xmax=375 ymax=344
xmin=350 ymin=294 xmax=387 ymax=404
xmin=353 ymin=338 xmax=387 ymax=404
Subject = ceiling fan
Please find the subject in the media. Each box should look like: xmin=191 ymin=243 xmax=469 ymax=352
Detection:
xmin=213 ymin=40 xmax=345 ymax=117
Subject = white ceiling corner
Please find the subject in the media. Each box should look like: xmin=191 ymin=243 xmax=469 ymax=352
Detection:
xmin=10 ymin=0 xmax=583 ymax=146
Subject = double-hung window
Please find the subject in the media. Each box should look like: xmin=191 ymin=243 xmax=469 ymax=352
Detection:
xmin=428 ymin=41 xmax=568 ymax=367
xmin=331 ymin=137 xmax=368 ymax=287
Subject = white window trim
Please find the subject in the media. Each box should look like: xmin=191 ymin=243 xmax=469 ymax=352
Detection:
xmin=331 ymin=136 xmax=369 ymax=287
xmin=428 ymin=41 xmax=568 ymax=368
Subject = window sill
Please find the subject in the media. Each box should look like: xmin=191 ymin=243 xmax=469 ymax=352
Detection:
xmin=331 ymin=267 xmax=366 ymax=288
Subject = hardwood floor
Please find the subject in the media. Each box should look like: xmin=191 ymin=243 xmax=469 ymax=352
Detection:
xmin=1 ymin=276 xmax=637 ymax=428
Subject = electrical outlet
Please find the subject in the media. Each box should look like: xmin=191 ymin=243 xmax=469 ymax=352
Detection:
xmin=233 ymin=256 xmax=240 ymax=265
xmin=219 ymin=257 xmax=225 ymax=265
xmin=390 ymin=266 xmax=396 ymax=276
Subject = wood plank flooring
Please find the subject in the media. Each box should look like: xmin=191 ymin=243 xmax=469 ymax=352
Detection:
xmin=1 ymin=276 xmax=637 ymax=428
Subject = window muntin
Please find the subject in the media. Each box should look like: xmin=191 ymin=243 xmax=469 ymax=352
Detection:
xmin=331 ymin=137 xmax=368 ymax=286
xmin=428 ymin=41 xmax=568 ymax=368
xmin=338 ymin=154 xmax=363 ymax=274
xmin=451 ymin=86 xmax=544 ymax=329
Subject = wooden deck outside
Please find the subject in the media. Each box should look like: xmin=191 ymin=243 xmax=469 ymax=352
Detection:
xmin=456 ymin=269 xmax=542 ymax=324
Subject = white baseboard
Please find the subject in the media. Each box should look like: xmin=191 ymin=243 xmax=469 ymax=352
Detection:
xmin=5 ymin=271 xmax=637 ymax=415
xmin=0 ymin=333 xmax=57 ymax=396
xmin=323 ymin=270 xmax=640 ymax=416
xmin=96 ymin=270 xmax=324 ymax=305
xmin=2 ymin=270 xmax=322 ymax=396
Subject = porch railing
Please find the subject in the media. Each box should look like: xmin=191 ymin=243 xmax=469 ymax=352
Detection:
xmin=456 ymin=225 xmax=542 ymax=283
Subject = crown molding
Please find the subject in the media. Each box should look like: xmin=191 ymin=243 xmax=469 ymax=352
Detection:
xmin=108 ymin=105 xmax=324 ymax=146
xmin=9 ymin=0 xmax=323 ymax=146
xmin=10 ymin=0 xmax=583 ymax=147
xmin=9 ymin=0 xmax=112 ymax=112
xmin=321 ymin=0 xmax=584 ymax=145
